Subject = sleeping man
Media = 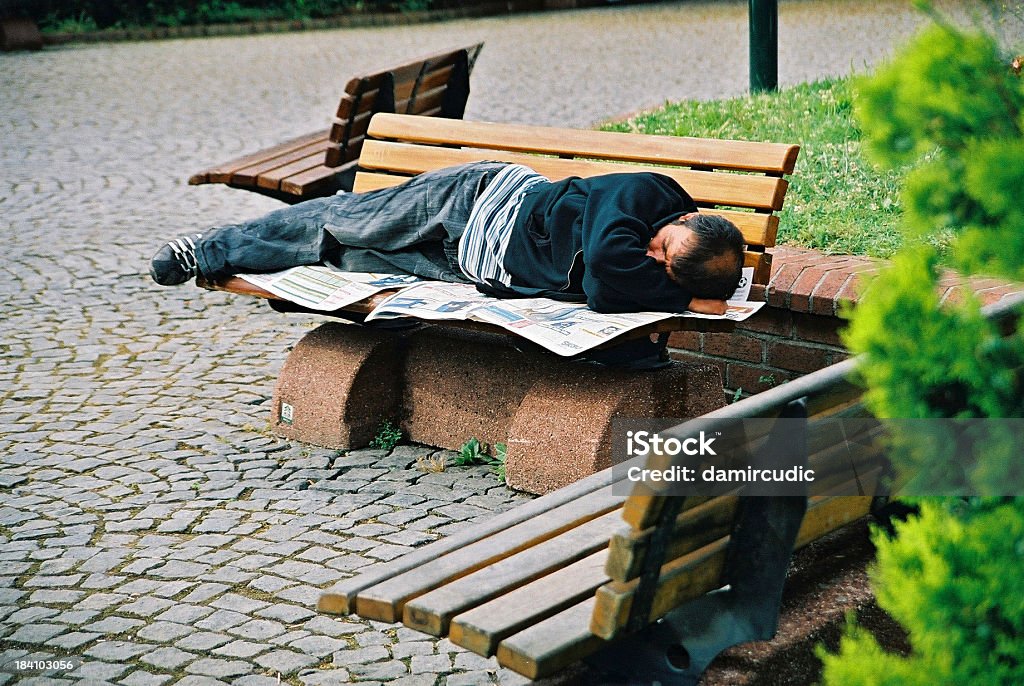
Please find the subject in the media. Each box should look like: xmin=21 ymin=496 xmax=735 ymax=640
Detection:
xmin=151 ymin=161 xmax=745 ymax=316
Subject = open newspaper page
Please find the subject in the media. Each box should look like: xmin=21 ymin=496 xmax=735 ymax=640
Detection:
xmin=469 ymin=298 xmax=675 ymax=356
xmin=237 ymin=266 xmax=421 ymax=311
xmin=366 ymin=283 xmax=677 ymax=356
xmin=362 ymin=282 xmax=488 ymax=321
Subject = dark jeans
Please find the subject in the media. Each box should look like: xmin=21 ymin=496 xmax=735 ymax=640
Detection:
xmin=194 ymin=161 xmax=508 ymax=282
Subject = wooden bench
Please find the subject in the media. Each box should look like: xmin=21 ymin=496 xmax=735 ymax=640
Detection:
xmin=313 ymin=294 xmax=1024 ymax=682
xmin=203 ymin=111 xmax=801 ymax=348
xmin=196 ymin=114 xmax=803 ymax=488
xmin=317 ymin=353 xmax=887 ymax=682
xmin=188 ymin=44 xmax=484 ymax=203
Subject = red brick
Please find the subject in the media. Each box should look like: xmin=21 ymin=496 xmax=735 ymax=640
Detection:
xmin=788 ymin=266 xmax=832 ymax=313
xmin=702 ymin=332 xmax=765 ymax=363
xmin=726 ymin=362 xmax=792 ymax=394
xmin=808 ymin=270 xmax=854 ymax=316
xmin=667 ymin=330 xmax=701 ymax=351
xmin=939 ymin=284 xmax=965 ymax=305
xmin=738 ymin=306 xmax=792 ymax=337
xmin=767 ymin=340 xmax=831 ymax=374
xmin=792 ymin=311 xmax=846 ymax=347
xmin=749 ymin=284 xmax=768 ymax=303
xmin=766 ymin=261 xmax=819 ymax=308
xmin=835 ymin=270 xmax=879 ymax=309
xmin=975 ymin=284 xmax=1024 ymax=306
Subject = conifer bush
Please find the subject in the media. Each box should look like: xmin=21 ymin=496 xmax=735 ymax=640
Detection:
xmin=820 ymin=6 xmax=1024 ymax=684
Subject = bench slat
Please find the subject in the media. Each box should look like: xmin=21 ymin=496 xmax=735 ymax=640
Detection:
xmin=368 ymin=113 xmax=800 ymax=175
xmin=255 ymin=151 xmax=338 ymax=190
xmin=605 ymin=495 xmax=739 ymax=583
xmin=319 ymin=465 xmax=614 ymax=615
xmin=357 ymin=140 xmax=790 ymax=211
xmin=230 ymin=140 xmax=335 ymax=187
xmin=403 ymin=508 xmax=623 ymax=636
xmin=353 ymin=171 xmax=779 ymax=248
xmin=496 ymin=598 xmax=605 ymax=680
xmin=449 ymin=549 xmax=610 ymax=657
xmin=351 ymin=485 xmax=625 ymax=622
xmin=279 ymin=163 xmax=350 ymax=197
xmin=189 ymin=128 xmax=330 ymax=185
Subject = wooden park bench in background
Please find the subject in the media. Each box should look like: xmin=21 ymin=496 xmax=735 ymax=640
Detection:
xmin=188 ymin=43 xmax=484 ymax=202
xmin=198 ymin=113 xmax=802 ymax=494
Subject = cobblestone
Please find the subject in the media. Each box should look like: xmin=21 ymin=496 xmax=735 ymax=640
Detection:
xmin=0 ymin=3 xmax=994 ymax=684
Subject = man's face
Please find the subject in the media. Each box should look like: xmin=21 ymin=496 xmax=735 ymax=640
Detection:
xmin=646 ymin=215 xmax=699 ymax=277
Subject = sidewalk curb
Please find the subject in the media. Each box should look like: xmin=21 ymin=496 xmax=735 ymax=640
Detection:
xmin=38 ymin=1 xmax=614 ymax=47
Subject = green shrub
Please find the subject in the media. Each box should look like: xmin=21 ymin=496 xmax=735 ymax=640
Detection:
xmin=30 ymin=0 xmax=430 ymax=31
xmin=819 ymin=499 xmax=1024 ymax=685
xmin=824 ymin=6 xmax=1024 ymax=684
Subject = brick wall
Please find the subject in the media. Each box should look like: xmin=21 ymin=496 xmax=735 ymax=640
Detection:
xmin=669 ymin=247 xmax=1024 ymax=399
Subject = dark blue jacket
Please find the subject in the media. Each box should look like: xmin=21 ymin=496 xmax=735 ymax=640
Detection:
xmin=478 ymin=172 xmax=698 ymax=313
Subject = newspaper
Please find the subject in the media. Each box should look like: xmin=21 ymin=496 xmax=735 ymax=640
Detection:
xmin=365 ymin=282 xmax=682 ymax=356
xmin=236 ymin=265 xmax=764 ymax=356
xmin=364 ymin=268 xmax=764 ymax=356
xmin=237 ymin=266 xmax=421 ymax=311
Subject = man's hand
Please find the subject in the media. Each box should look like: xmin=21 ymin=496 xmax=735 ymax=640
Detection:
xmin=687 ymin=298 xmax=728 ymax=315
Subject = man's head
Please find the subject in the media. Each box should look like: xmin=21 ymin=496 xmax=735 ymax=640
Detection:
xmin=646 ymin=213 xmax=744 ymax=299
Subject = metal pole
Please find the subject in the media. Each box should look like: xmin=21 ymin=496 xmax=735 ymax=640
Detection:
xmin=749 ymin=0 xmax=778 ymax=93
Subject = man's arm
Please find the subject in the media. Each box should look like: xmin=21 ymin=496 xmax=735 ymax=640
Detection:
xmin=583 ymin=221 xmax=693 ymax=313
xmin=580 ymin=175 xmax=698 ymax=313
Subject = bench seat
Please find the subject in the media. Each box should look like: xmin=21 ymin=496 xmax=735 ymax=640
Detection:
xmin=188 ymin=44 xmax=484 ymax=202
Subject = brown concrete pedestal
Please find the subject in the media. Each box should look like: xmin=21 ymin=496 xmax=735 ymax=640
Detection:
xmin=505 ymin=361 xmax=724 ymax=493
xmin=271 ymin=323 xmax=405 ymax=449
xmin=271 ymin=323 xmax=726 ymax=494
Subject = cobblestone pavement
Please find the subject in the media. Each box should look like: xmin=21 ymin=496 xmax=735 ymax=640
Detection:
xmin=0 ymin=1 xmax=985 ymax=684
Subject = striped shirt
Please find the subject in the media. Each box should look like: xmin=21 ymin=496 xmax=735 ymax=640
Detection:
xmin=458 ymin=164 xmax=548 ymax=286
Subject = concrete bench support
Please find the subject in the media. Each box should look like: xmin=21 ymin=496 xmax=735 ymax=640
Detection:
xmin=270 ymin=322 xmax=726 ymax=493
xmin=271 ymin=323 xmax=405 ymax=449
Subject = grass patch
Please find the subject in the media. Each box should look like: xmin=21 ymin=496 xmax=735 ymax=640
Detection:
xmin=601 ymin=77 xmax=916 ymax=258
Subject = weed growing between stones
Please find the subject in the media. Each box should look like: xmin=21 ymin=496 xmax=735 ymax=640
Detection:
xmin=454 ymin=438 xmax=506 ymax=483
xmin=368 ymin=420 xmax=402 ymax=452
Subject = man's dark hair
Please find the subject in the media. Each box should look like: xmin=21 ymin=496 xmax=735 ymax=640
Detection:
xmin=668 ymin=214 xmax=744 ymax=299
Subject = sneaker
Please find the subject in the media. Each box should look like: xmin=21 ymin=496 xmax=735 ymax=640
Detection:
xmin=150 ymin=233 xmax=202 ymax=286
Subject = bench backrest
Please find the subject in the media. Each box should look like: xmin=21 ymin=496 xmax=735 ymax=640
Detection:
xmin=587 ymin=359 xmax=880 ymax=641
xmin=354 ymin=113 xmax=800 ymax=284
xmin=325 ymin=44 xmax=484 ymax=168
